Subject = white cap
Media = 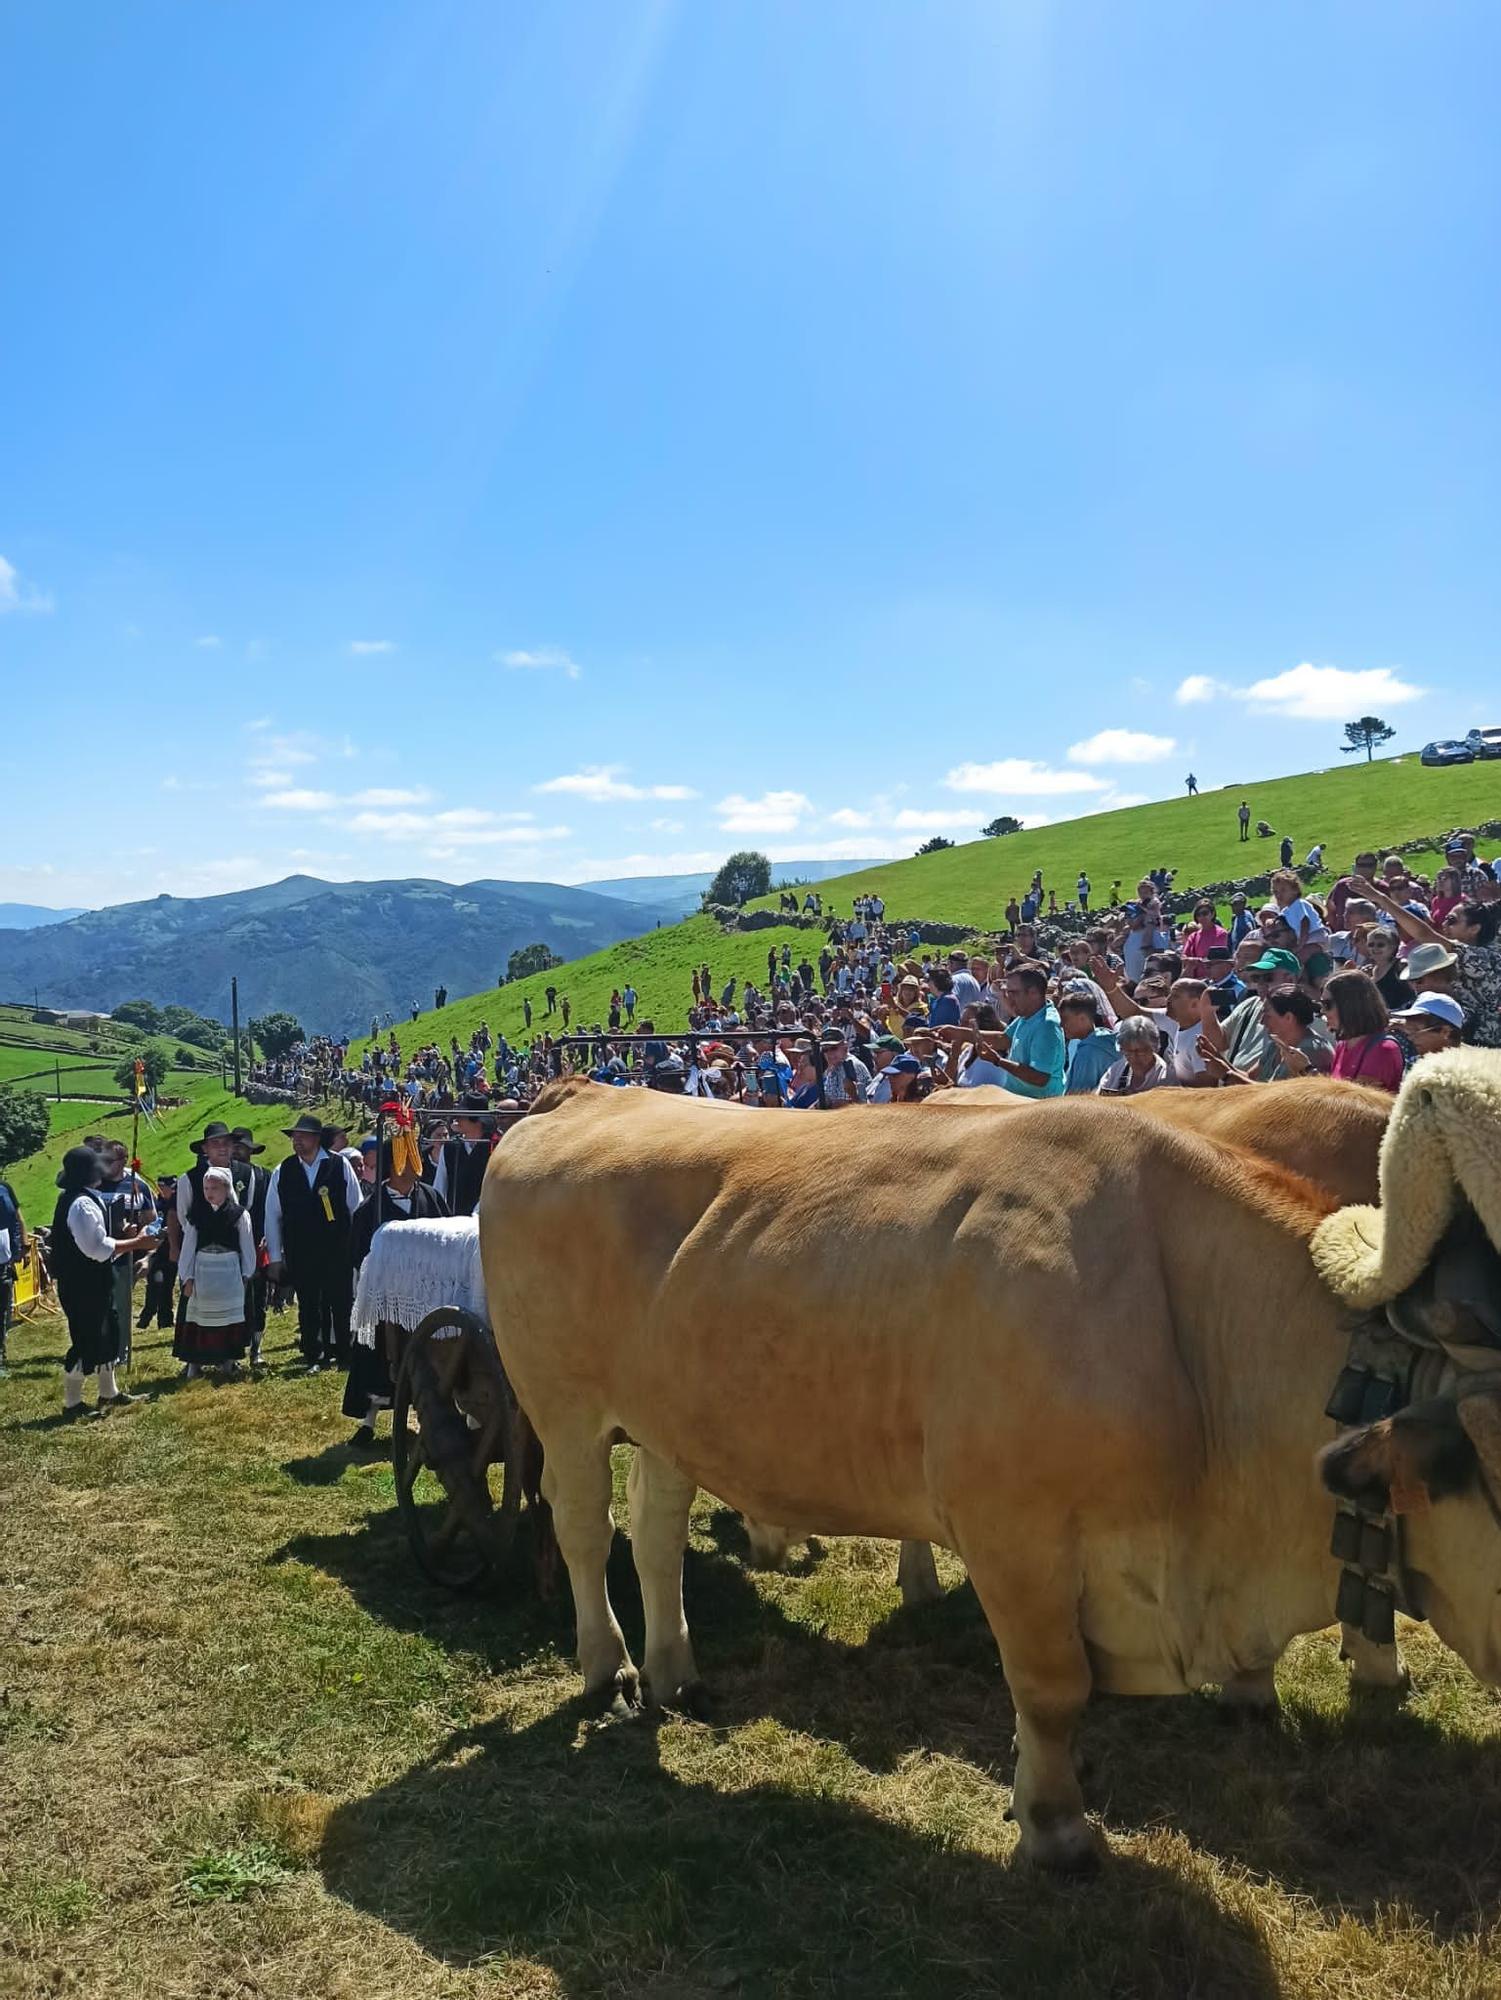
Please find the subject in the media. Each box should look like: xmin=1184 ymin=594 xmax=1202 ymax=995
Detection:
xmin=1397 ymin=991 xmax=1464 ymax=1030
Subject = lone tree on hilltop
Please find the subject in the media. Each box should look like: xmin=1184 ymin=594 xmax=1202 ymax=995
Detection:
xmin=1341 ymin=715 xmax=1396 ymax=763
xmin=114 ymin=1041 xmax=171 ymax=1098
xmin=249 ymin=1011 xmax=303 ymax=1059
xmin=508 ymin=941 xmax=561 ymax=982
xmin=981 ymin=815 xmax=1023 ymax=838
xmin=705 ymin=851 xmax=771 ymax=907
xmin=915 ymin=835 xmax=956 ymax=856
xmin=0 ymin=1085 xmax=50 ymax=1173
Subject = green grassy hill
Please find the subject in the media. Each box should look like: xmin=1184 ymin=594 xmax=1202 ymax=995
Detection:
xmin=343 ymin=754 xmax=1498 ymax=1085
xmin=760 ymin=754 xmax=1501 ymax=928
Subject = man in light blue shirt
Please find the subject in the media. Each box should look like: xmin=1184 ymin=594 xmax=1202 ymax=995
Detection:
xmin=995 ymin=964 xmax=1066 ymax=1098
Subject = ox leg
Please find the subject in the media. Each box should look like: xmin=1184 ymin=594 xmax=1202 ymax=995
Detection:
xmin=627 ymin=1449 xmax=705 ymax=1714
xmin=897 ymin=1539 xmax=943 ymax=1608
xmin=1218 ymin=1666 xmax=1279 ymax=1717
xmin=742 ymin=1517 xmax=791 ymax=1571
xmin=1341 ymin=1624 xmax=1409 ymax=1693
xmin=543 ymin=1436 xmax=638 ymax=1708
xmin=966 ymin=1556 xmax=1098 ymax=1872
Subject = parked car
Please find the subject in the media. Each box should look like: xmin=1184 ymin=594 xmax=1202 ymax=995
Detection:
xmin=1421 ymin=739 xmax=1476 ymax=767
xmin=1465 ymin=725 xmax=1501 ymax=760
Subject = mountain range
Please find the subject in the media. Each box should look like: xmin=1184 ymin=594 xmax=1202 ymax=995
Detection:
xmin=0 ymin=875 xmax=679 ymax=1035
xmin=0 ymin=902 xmax=87 ymax=929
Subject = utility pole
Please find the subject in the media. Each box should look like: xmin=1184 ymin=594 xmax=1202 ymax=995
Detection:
xmin=231 ymin=976 xmax=243 ymax=1097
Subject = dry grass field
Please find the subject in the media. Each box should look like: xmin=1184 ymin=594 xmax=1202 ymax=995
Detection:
xmin=5 ymin=1302 xmax=1501 ymax=1999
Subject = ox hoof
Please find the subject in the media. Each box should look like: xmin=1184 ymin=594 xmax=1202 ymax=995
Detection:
xmin=1342 ymin=1636 xmax=1410 ymax=1696
xmin=586 ymin=1667 xmax=642 ymax=1720
xmin=651 ymin=1677 xmax=712 ymax=1723
xmin=1016 ymin=1813 xmax=1102 ymax=1876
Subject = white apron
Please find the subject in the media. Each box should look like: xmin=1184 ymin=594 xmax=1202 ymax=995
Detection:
xmin=187 ymin=1246 xmax=246 ymax=1327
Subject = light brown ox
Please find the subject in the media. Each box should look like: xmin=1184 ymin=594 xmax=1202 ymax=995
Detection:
xmin=479 ymin=1079 xmax=1501 ymax=1868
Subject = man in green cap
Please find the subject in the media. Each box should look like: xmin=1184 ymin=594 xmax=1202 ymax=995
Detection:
xmin=1197 ymin=947 xmax=1332 ymax=1080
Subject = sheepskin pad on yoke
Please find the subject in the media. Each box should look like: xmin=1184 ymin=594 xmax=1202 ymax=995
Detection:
xmin=1310 ymin=1048 xmax=1501 ymax=1310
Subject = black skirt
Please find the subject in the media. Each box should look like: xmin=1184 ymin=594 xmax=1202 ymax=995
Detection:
xmin=341 ymin=1336 xmax=394 ymax=1420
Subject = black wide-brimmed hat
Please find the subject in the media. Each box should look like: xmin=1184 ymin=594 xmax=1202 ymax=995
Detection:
xmin=189 ymin=1121 xmax=235 ymax=1155
xmin=281 ymin=1112 xmax=332 ymax=1141
xmin=229 ymin=1126 xmax=265 ymax=1154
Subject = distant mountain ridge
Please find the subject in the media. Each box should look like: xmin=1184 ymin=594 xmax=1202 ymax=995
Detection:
xmin=579 ymin=857 xmax=889 ymax=920
xmin=0 ymin=875 xmax=676 ymax=1035
xmin=0 ymin=902 xmax=87 ymax=929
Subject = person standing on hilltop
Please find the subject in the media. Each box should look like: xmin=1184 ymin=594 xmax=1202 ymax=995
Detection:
xmin=1238 ymin=799 xmax=1251 ymax=841
xmin=1185 ymin=772 xmax=1199 ymax=796
xmin=265 ymin=1114 xmax=363 ymax=1374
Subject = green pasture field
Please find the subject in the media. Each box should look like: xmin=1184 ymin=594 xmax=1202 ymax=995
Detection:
xmin=4 ymin=1304 xmax=1500 ymax=1998
xmin=749 ymin=755 xmax=1501 ymax=930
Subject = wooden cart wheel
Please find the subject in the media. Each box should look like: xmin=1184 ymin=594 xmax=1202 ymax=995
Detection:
xmin=391 ymin=1306 xmax=524 ymax=1591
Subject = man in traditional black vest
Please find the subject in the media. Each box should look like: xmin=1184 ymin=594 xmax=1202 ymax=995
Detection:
xmin=432 ymin=1092 xmax=493 ymax=1217
xmin=231 ymin=1127 xmax=270 ymax=1369
xmin=264 ymin=1114 xmax=363 ymax=1373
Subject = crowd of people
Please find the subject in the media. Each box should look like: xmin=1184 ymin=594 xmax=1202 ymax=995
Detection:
xmin=2 ymin=828 xmax=1496 ymax=1406
xmin=0 ymin=1101 xmax=513 ymax=1436
xmin=317 ymin=832 xmax=1499 ymax=1116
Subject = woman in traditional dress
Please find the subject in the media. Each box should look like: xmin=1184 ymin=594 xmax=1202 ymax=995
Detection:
xmin=51 ymin=1145 xmax=153 ymax=1417
xmin=177 ymin=1165 xmax=257 ymax=1380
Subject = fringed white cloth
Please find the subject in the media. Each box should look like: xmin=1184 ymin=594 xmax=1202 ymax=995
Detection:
xmin=351 ymin=1214 xmax=488 ymax=1348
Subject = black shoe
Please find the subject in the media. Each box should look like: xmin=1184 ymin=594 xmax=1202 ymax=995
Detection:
xmin=348 ymin=1424 xmax=378 ymax=1450
xmin=99 ymin=1390 xmax=147 ymax=1408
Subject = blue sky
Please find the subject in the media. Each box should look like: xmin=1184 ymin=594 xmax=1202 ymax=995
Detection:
xmin=3 ymin=0 xmax=1497 ymax=910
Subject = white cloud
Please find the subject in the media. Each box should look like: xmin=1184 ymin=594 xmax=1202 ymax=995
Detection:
xmin=890 ymin=809 xmax=981 ymax=834
xmin=348 ymin=639 xmax=396 ymax=655
xmin=827 ymin=807 xmax=874 ymax=829
xmin=195 ymin=634 xmax=222 ymax=649
xmin=943 ymin=759 xmax=1107 ymax=797
xmin=1237 ymin=661 xmax=1424 ymax=721
xmin=348 ymin=787 xmax=431 ymax=808
xmin=1088 ymin=790 xmax=1150 ymax=813
xmin=649 ymin=817 xmax=685 ymax=833
xmin=248 ymin=768 xmax=291 ymax=790
xmin=1067 ymin=728 xmax=1177 ymax=765
xmin=247 ymin=730 xmax=319 ymax=769
xmin=499 ymin=646 xmax=582 ymax=681
xmin=260 ymin=788 xmax=339 ymax=811
xmin=717 ymin=789 xmax=813 ymax=834
xmin=0 ymin=554 xmax=54 ymax=615
xmin=535 ymin=764 xmax=698 ymax=803
xmin=1174 ymin=675 xmax=1223 ymax=705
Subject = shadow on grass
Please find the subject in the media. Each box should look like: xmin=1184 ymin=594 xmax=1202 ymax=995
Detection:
xmin=321 ymin=1698 xmax=1280 ymax=2000
xmin=287 ymin=1496 xmax=1501 ymax=1947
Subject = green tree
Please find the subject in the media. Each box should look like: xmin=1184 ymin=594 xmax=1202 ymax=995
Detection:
xmin=981 ymin=815 xmax=1023 ymax=838
xmin=508 ymin=942 xmax=560 ymax=982
xmin=915 ymin=835 xmax=955 ymax=856
xmin=0 ymin=1086 xmax=50 ymax=1174
xmin=1340 ymin=715 xmax=1396 ymax=762
xmin=114 ymin=1041 xmax=171 ymax=1097
xmin=111 ymin=998 xmax=163 ymax=1033
xmin=704 ymin=851 xmax=772 ymax=907
xmin=248 ymin=1011 xmax=304 ymax=1059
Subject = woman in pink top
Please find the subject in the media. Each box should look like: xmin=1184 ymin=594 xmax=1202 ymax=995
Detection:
xmin=1179 ymin=898 xmax=1230 ymax=978
xmin=1320 ymin=969 xmax=1405 ymax=1093
xmin=1429 ymin=866 xmax=1465 ymax=926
